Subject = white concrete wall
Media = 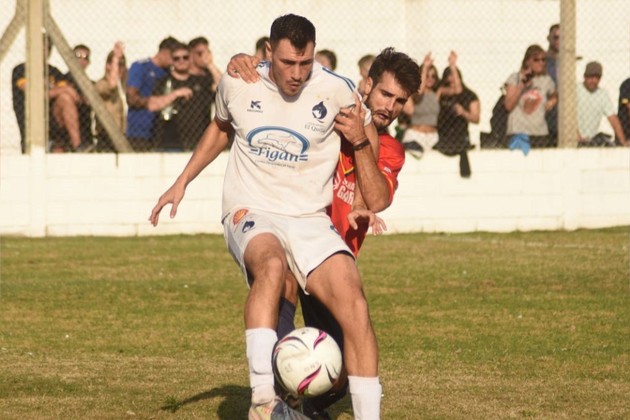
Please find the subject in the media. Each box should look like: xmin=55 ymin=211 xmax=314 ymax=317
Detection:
xmin=1 ymin=149 xmax=629 ymax=237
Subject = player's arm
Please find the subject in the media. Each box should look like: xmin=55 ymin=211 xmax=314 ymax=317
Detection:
xmin=149 ymin=117 xmax=230 ymax=226
xmin=348 ymin=182 xmax=386 ymax=235
xmin=335 ymin=95 xmax=390 ymax=212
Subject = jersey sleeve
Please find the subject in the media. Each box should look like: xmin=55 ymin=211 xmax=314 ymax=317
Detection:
xmin=377 ymin=135 xmax=405 ymax=204
xmin=214 ymin=73 xmax=231 ymax=123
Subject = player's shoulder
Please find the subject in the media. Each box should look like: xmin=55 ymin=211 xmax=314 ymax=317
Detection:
xmin=314 ymin=63 xmax=356 ymax=93
xmin=379 ymin=132 xmax=405 ymax=155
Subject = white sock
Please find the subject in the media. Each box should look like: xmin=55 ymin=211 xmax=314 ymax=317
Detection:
xmin=348 ymin=375 xmax=382 ymax=420
xmin=246 ymin=328 xmax=278 ymax=404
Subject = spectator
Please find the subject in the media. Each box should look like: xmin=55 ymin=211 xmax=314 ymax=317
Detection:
xmin=148 ymin=43 xmax=215 ymax=151
xmin=435 ymin=64 xmax=479 ymax=177
xmin=577 ymin=61 xmax=628 ymax=147
xmin=545 ymin=24 xmax=560 ymax=84
xmin=254 ymin=36 xmax=271 ymax=61
xmin=65 ymin=44 xmax=94 ymax=150
xmin=315 ymin=49 xmax=337 ymax=70
xmin=401 ymin=51 xmax=460 ymax=159
xmin=618 ymin=75 xmax=630 ymax=144
xmin=504 ymin=44 xmax=557 ymax=148
xmin=126 ymin=36 xmax=179 ymax=151
xmin=545 ymin=24 xmax=560 ymax=144
xmin=11 ymin=36 xmax=84 ymax=153
xmin=188 ymin=36 xmax=221 ymax=92
xmin=94 ymin=41 xmax=128 ymax=152
xmin=357 ymin=54 xmax=375 ymax=97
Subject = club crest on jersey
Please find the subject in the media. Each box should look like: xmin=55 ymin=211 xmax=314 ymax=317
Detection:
xmin=312 ymin=101 xmax=328 ymax=120
xmin=232 ymin=208 xmax=249 ymax=225
xmin=246 ymin=127 xmax=310 ymax=163
xmin=248 ymin=100 xmax=263 ymax=113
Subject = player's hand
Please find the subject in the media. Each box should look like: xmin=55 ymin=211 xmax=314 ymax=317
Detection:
xmin=227 ymin=53 xmax=260 ymax=83
xmin=370 ymin=215 xmax=387 ymax=236
xmin=149 ymin=180 xmax=186 ymax=226
xmin=347 ymin=208 xmax=375 ymax=231
xmin=334 ymin=94 xmax=367 ymax=146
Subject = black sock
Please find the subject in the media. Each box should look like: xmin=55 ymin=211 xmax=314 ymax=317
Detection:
xmin=276 ymin=298 xmax=296 ymax=338
xmin=305 ymin=380 xmax=349 ymax=412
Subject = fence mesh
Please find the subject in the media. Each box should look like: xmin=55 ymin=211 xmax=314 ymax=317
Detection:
xmin=1 ymin=0 xmax=629 ymax=154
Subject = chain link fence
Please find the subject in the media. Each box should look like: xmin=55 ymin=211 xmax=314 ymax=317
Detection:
xmin=1 ymin=0 xmax=629 ymax=155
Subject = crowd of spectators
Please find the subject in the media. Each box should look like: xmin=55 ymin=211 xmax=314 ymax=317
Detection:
xmin=11 ymin=24 xmax=630 ymax=155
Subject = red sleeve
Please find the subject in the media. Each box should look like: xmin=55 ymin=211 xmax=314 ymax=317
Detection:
xmin=377 ymin=133 xmax=405 ymax=204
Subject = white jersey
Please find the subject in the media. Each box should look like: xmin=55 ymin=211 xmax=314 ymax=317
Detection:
xmin=216 ymin=62 xmax=370 ymax=218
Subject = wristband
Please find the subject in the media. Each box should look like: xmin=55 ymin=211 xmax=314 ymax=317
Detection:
xmin=353 ymin=139 xmax=371 ymax=151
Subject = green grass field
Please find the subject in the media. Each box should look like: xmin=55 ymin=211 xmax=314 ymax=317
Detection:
xmin=1 ymin=228 xmax=629 ymax=419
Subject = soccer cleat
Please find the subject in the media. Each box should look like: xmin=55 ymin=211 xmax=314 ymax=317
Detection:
xmin=248 ymin=397 xmax=311 ymax=420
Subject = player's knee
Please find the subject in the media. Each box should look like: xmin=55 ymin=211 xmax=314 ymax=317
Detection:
xmin=253 ymin=255 xmax=286 ymax=287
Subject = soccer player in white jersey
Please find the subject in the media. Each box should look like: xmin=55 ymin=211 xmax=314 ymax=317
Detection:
xmin=149 ymin=14 xmax=383 ymax=420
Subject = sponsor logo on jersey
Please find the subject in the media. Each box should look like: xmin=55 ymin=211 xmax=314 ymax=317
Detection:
xmin=312 ymin=101 xmax=328 ymax=120
xmin=242 ymin=220 xmax=255 ymax=233
xmin=248 ymin=100 xmax=263 ymax=113
xmin=232 ymin=208 xmax=249 ymax=225
xmin=246 ymin=127 xmax=310 ymax=163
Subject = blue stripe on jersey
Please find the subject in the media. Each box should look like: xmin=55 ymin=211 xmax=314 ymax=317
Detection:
xmin=322 ymin=67 xmax=356 ymax=91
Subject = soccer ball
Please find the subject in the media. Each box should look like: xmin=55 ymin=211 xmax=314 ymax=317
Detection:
xmin=272 ymin=327 xmax=343 ymax=398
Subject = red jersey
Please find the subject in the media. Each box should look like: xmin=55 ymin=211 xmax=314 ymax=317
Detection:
xmin=327 ymin=132 xmax=405 ymax=256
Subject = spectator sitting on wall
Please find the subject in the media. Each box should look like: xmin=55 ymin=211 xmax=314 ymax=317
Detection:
xmin=401 ymin=51 xmax=461 ymax=159
xmin=94 ymin=41 xmax=128 ymax=152
xmin=435 ymin=63 xmax=479 ymax=178
xmin=577 ymin=61 xmax=628 ymax=147
xmin=617 ymin=73 xmax=630 ymax=145
xmin=11 ymin=36 xmax=86 ymax=153
xmin=64 ymin=44 xmax=95 ymax=151
xmin=125 ymin=36 xmax=179 ymax=151
xmin=188 ymin=36 xmax=221 ymax=93
xmin=504 ymin=44 xmax=557 ymax=149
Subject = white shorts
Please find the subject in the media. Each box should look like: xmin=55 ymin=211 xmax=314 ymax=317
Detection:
xmin=222 ymin=207 xmax=353 ymax=290
xmin=402 ymin=129 xmax=439 ymax=151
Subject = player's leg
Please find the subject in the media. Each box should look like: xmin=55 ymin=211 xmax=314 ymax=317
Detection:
xmin=277 ymin=271 xmax=299 ymax=339
xmin=299 ymin=290 xmax=348 ymax=417
xmin=306 ymin=253 xmax=381 ymax=419
xmin=224 ymin=209 xmax=308 ymax=419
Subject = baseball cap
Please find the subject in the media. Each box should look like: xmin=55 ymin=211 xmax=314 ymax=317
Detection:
xmin=584 ymin=61 xmax=602 ymax=77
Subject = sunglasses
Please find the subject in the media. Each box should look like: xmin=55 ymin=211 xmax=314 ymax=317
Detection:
xmin=533 ymin=57 xmax=546 ymax=63
xmin=75 ymin=52 xmax=89 ymax=60
xmin=173 ymin=55 xmax=189 ymax=62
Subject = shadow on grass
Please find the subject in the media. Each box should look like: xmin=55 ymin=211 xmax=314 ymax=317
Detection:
xmin=161 ymin=384 xmax=250 ymax=418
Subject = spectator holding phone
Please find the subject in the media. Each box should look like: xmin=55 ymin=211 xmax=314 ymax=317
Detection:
xmin=504 ymin=44 xmax=557 ymax=148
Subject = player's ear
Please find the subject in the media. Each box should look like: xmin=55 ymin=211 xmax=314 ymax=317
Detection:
xmin=363 ymin=77 xmax=374 ymax=96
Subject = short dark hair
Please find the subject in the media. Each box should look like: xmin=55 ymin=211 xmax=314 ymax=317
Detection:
xmin=188 ymin=36 xmax=209 ymax=49
xmin=171 ymin=42 xmax=189 ymax=54
xmin=368 ymin=47 xmax=420 ymax=96
xmin=159 ymin=36 xmax=180 ymax=52
xmin=549 ymin=23 xmax=560 ymax=33
xmin=316 ymin=49 xmax=337 ymax=70
xmin=73 ymin=44 xmax=90 ymax=54
xmin=269 ymin=14 xmax=315 ymax=50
